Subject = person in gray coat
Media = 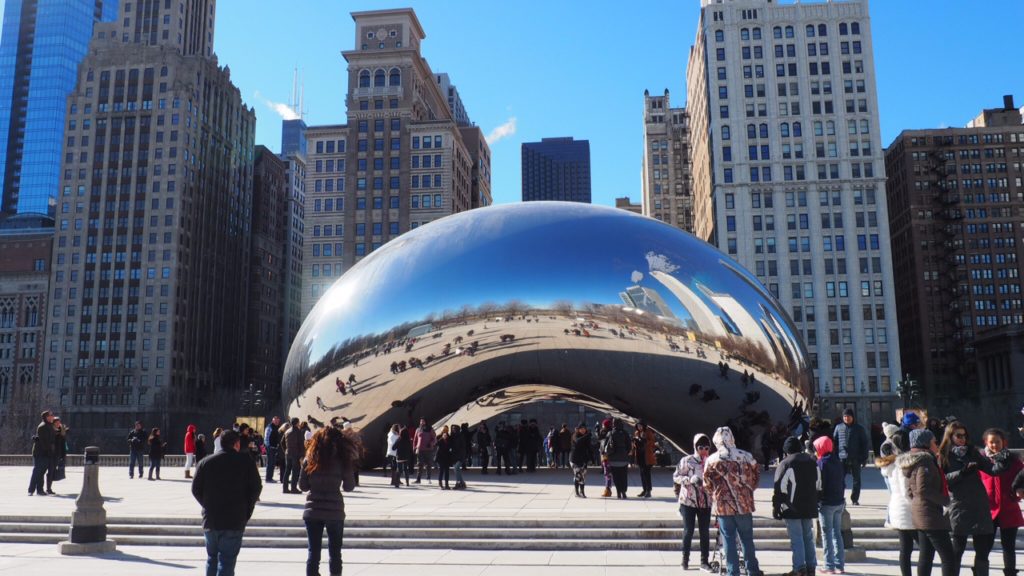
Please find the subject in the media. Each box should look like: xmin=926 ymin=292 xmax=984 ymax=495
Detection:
xmin=299 ymin=425 xmax=359 ymax=576
xmin=937 ymin=421 xmax=998 ymax=574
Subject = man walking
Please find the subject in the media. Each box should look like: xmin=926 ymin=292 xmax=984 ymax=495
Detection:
xmin=282 ymin=417 xmax=304 ymax=494
xmin=832 ymin=408 xmax=869 ymax=505
xmin=263 ymin=416 xmax=281 ymax=484
xmin=127 ymin=420 xmax=146 ymax=479
xmin=704 ymin=426 xmax=763 ymax=576
xmin=28 ymin=411 xmax=55 ymax=496
xmin=773 ymin=436 xmax=819 ymax=576
xmin=191 ymin=429 xmax=262 ymax=576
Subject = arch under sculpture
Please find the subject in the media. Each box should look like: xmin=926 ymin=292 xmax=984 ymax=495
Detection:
xmin=283 ymin=202 xmax=813 ymax=467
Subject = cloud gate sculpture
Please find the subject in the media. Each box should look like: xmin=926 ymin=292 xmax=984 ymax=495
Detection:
xmin=283 ymin=202 xmax=813 ymax=466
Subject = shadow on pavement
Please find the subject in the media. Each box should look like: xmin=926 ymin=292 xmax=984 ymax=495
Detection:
xmin=98 ymin=550 xmax=193 ymax=569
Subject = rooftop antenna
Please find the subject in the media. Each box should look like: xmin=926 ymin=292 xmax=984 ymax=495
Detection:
xmin=299 ymin=71 xmax=306 ymax=120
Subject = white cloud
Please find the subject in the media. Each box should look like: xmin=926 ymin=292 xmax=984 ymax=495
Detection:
xmin=254 ymin=90 xmax=300 ymax=121
xmin=486 ymin=117 xmax=517 ymax=145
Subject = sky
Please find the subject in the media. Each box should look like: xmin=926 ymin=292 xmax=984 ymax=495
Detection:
xmin=5 ymin=1 xmax=1022 ymax=207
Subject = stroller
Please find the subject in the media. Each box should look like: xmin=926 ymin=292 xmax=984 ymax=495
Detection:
xmin=708 ymin=523 xmax=747 ymax=576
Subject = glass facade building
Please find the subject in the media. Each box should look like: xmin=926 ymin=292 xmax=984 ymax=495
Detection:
xmin=0 ymin=0 xmax=117 ymax=216
xmin=521 ymin=137 xmax=592 ymax=203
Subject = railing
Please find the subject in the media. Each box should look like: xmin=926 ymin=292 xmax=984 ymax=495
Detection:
xmin=0 ymin=454 xmax=187 ymax=467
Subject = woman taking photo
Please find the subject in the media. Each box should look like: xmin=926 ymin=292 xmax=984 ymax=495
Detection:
xmin=569 ymin=422 xmax=592 ymax=498
xmin=937 ymin=422 xmax=995 ymax=573
xmin=299 ymin=425 xmax=359 ymax=576
xmin=979 ymin=428 xmax=1024 ymax=576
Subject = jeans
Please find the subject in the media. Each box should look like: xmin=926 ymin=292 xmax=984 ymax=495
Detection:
xmin=784 ymin=517 xmax=816 ymax=572
xmin=305 ymin=518 xmax=343 ymax=576
xmin=917 ymin=529 xmax=957 ymax=576
xmin=148 ymin=456 xmax=162 ymax=479
xmin=204 ymin=529 xmax=244 ymax=576
xmin=453 ymin=460 xmax=464 ymax=484
xmin=286 ymin=457 xmax=301 ymax=490
xmin=971 ymin=525 xmax=1017 ymax=576
xmin=717 ymin=514 xmax=760 ymax=576
xmin=819 ymin=502 xmax=845 ymax=571
xmin=843 ymin=459 xmax=863 ymax=503
xmin=679 ymin=504 xmax=711 ymax=563
xmin=28 ymin=455 xmax=49 ymax=494
xmin=129 ymin=449 xmax=144 ymax=477
xmin=896 ymin=529 xmax=917 ymax=576
xmin=264 ymin=447 xmax=277 ymax=482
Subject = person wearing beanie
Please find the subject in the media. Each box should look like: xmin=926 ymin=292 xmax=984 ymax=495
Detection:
xmin=832 ymin=408 xmax=869 ymax=506
xmin=814 ymin=436 xmax=846 ymax=574
xmin=901 ymin=428 xmax=958 ymax=576
xmin=703 ymin=426 xmax=763 ymax=576
xmin=773 ymin=436 xmax=819 ymax=576
xmin=673 ymin=433 xmax=714 ymax=571
xmin=879 ymin=428 xmax=916 ymax=576
xmin=569 ymin=423 xmax=592 ymax=498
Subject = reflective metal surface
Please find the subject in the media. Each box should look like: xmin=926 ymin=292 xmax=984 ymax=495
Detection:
xmin=283 ymin=202 xmax=812 ymax=464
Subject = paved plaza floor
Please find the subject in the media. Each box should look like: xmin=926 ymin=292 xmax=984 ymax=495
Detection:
xmin=0 ymin=464 xmax=1018 ymax=575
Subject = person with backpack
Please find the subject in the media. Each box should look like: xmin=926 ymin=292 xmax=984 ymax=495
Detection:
xmin=773 ymin=436 xmax=819 ymax=576
xmin=603 ymin=418 xmax=632 ymax=498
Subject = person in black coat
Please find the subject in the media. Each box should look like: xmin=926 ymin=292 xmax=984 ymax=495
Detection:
xmin=194 ymin=434 xmax=207 ymax=462
xmin=148 ymin=427 xmax=166 ymax=480
xmin=392 ymin=426 xmax=414 ymax=487
xmin=774 ymin=437 xmax=820 ymax=575
xmin=436 ymin=428 xmax=453 ymax=490
xmin=570 ymin=423 xmax=593 ymax=498
xmin=450 ymin=425 xmax=468 ymax=490
xmin=298 ymin=425 xmax=358 ymax=576
xmin=474 ymin=423 xmax=492 ymax=474
xmin=191 ymin=430 xmax=262 ymax=576
xmin=937 ymin=421 xmax=998 ymax=574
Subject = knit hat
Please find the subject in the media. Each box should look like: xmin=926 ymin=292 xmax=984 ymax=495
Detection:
xmin=909 ymin=428 xmax=935 ymax=450
xmin=842 ymin=408 xmax=855 ymax=418
xmin=813 ymin=436 xmax=834 ymax=458
xmin=783 ymin=436 xmax=803 ymax=455
xmin=882 ymin=422 xmax=900 ymax=440
xmin=601 ymin=418 xmax=612 ymax=429
xmin=901 ymin=412 xmax=920 ymax=428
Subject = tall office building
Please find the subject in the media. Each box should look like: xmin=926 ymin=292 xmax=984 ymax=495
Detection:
xmin=0 ymin=0 xmax=119 ymax=216
xmin=43 ymin=0 xmax=256 ymax=446
xmin=885 ymin=96 xmax=1024 ymax=433
xmin=687 ymin=0 xmax=901 ymax=423
xmin=458 ymin=125 xmax=492 ymax=209
xmin=280 ymin=119 xmax=306 ymax=363
xmin=301 ymin=8 xmax=475 ymax=316
xmin=642 ymin=89 xmax=693 ymax=232
xmin=521 ymin=137 xmax=591 ymax=203
xmin=435 ymin=72 xmax=471 ymax=127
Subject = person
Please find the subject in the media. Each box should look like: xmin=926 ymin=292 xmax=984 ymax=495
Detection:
xmin=495 ymin=422 xmax=514 ymax=475
xmin=460 ymin=423 xmax=473 ymax=471
xmin=475 ymin=422 xmax=491 ymax=474
xmin=435 ymin=426 xmax=453 ymax=490
xmin=891 ymin=411 xmax=922 ymax=457
xmin=185 ymin=424 xmax=197 ymax=479
xmin=191 ymin=429 xmax=262 ymax=576
xmin=413 ymin=418 xmax=436 ymax=483
xmin=569 ymin=422 xmax=592 ymax=498
xmin=978 ymin=428 xmax=1024 ymax=576
xmin=604 ymin=418 xmax=631 ymax=499
xmin=450 ymin=423 xmax=467 ymax=490
xmin=544 ymin=427 xmax=555 ymax=468
xmin=385 ymin=424 xmax=400 ymax=477
xmin=703 ymin=426 xmax=762 ymax=576
xmin=557 ymin=423 xmax=572 ymax=469
xmin=128 ymin=420 xmax=146 ymax=479
xmin=814 ymin=435 xmax=846 ymax=574
xmin=213 ymin=427 xmax=224 ymax=454
xmin=598 ymin=419 xmax=614 ymax=498
xmin=773 ymin=436 xmax=818 ymax=576
xmin=632 ymin=420 xmax=656 ymax=498
xmin=283 ymin=417 xmax=304 ymax=494
xmin=901 ymin=428 xmax=958 ymax=576
xmin=195 ymin=434 xmax=208 ymax=462
xmin=937 ymin=422 xmax=996 ymax=573
xmin=674 ymin=433 xmax=714 ymax=571
xmin=878 ymin=428 xmax=916 ymax=576
xmin=525 ymin=419 xmax=542 ymax=472
xmin=392 ymin=426 xmax=413 ymax=487
xmin=28 ymin=411 xmax=55 ymax=496
xmin=832 ymin=408 xmax=869 ymax=506
xmin=148 ymin=427 xmax=166 ymax=480
xmin=45 ymin=416 xmax=68 ymax=494
xmin=298 ymin=425 xmax=359 ymax=576
xmin=264 ymin=416 xmax=282 ymax=484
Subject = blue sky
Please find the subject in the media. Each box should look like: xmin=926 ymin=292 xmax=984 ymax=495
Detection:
xmin=5 ymin=1 xmax=1023 ymax=207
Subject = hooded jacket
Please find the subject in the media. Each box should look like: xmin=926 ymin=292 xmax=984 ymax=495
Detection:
xmin=901 ymin=449 xmax=950 ymax=531
xmin=880 ymin=451 xmax=914 ymax=530
xmin=942 ymin=444 xmax=995 ymax=535
xmin=814 ymin=436 xmax=845 ymax=506
xmin=979 ymin=448 xmax=1024 ymax=529
xmin=570 ymin=430 xmax=593 ymax=467
xmin=184 ymin=424 xmax=196 ymax=454
xmin=674 ymin=434 xmax=712 ymax=509
xmin=774 ymin=446 xmax=820 ymax=519
xmin=703 ymin=427 xmax=759 ymax=516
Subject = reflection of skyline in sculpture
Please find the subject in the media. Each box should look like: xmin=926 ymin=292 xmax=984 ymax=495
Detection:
xmin=281 ymin=202 xmax=813 ymax=467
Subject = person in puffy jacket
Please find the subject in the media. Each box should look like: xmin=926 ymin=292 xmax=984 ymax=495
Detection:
xmin=298 ymin=425 xmax=358 ymax=576
xmin=979 ymin=428 xmax=1024 ymax=576
xmin=901 ymin=428 xmax=957 ymax=576
xmin=936 ymin=421 xmax=996 ymax=573
xmin=815 ymin=435 xmax=846 ymax=574
xmin=878 ymin=429 xmax=915 ymax=576
xmin=673 ymin=433 xmax=713 ymax=571
xmin=703 ymin=426 xmax=762 ymax=576
xmin=569 ymin=423 xmax=592 ymax=498
xmin=775 ymin=436 xmax=819 ymax=576
xmin=184 ymin=424 xmax=196 ymax=479
xmin=603 ymin=419 xmax=632 ymax=499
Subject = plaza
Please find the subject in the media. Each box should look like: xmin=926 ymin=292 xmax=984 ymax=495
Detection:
xmin=2 ymin=464 xmax=1022 ymax=575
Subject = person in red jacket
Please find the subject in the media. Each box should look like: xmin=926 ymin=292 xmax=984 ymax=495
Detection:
xmin=978 ymin=428 xmax=1024 ymax=576
xmin=184 ymin=423 xmax=196 ymax=479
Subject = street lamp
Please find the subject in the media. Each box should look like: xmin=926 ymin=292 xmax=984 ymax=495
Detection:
xmin=896 ymin=373 xmax=921 ymax=409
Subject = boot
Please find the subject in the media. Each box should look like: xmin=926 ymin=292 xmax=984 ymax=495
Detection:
xmin=682 ymin=554 xmax=689 ymax=570
xmin=602 ymin=487 xmax=612 ymax=498
xmin=579 ymin=484 xmax=586 ymax=498
xmin=185 ymin=469 xmax=191 ymax=479
xmin=574 ymin=482 xmax=580 ymax=497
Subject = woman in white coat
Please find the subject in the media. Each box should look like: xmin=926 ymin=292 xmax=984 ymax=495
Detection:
xmin=877 ymin=432 xmax=916 ymax=576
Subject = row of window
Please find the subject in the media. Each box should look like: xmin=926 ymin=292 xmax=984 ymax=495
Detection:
xmin=715 ymin=22 xmax=862 ymax=43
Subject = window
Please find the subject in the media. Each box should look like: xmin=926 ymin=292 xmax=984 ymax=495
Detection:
xmin=715 ymin=30 xmax=724 ymax=42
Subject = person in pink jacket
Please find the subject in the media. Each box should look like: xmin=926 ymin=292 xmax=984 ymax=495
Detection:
xmin=184 ymin=423 xmax=196 ymax=479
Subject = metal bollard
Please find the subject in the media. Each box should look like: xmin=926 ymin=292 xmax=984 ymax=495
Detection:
xmin=59 ymin=446 xmax=116 ymax=554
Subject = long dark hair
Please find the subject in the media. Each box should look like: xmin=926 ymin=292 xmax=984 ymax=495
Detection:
xmin=937 ymin=421 xmax=967 ymax=470
xmin=304 ymin=425 xmax=361 ymax=475
xmin=149 ymin=427 xmax=161 ymax=442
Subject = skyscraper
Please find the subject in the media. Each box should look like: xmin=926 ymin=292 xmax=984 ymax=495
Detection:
xmin=686 ymin=0 xmax=901 ymax=422
xmin=280 ymin=119 xmax=306 ymax=364
xmin=301 ymin=8 xmax=476 ymax=317
xmin=884 ymin=95 xmax=1024 ymax=432
xmin=642 ymin=90 xmax=693 ymax=232
xmin=0 ymin=0 xmax=119 ymax=216
xmin=44 ymin=0 xmax=255 ymax=445
xmin=521 ymin=137 xmax=591 ymax=203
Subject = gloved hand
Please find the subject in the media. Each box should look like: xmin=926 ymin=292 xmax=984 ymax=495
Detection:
xmin=964 ymin=461 xmax=978 ymax=473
